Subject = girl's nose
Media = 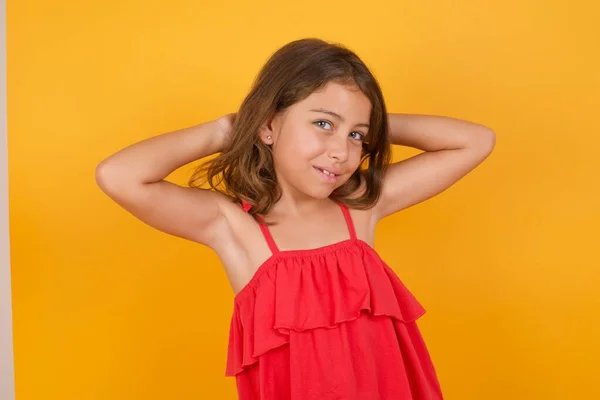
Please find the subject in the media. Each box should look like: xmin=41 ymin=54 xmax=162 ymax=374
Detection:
xmin=327 ymin=135 xmax=349 ymax=163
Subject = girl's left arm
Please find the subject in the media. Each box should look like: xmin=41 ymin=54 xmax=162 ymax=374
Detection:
xmin=373 ymin=113 xmax=496 ymax=220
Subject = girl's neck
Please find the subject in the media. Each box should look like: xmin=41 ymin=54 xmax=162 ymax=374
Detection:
xmin=269 ymin=195 xmax=337 ymax=219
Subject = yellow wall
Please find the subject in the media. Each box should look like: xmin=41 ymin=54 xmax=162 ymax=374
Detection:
xmin=8 ymin=1 xmax=599 ymax=399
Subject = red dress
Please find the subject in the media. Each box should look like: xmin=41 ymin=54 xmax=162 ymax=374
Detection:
xmin=226 ymin=201 xmax=443 ymax=399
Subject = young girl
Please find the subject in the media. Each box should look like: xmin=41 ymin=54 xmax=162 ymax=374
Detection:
xmin=96 ymin=38 xmax=495 ymax=399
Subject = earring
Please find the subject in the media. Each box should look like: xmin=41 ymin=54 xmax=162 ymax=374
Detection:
xmin=267 ymin=135 xmax=272 ymax=140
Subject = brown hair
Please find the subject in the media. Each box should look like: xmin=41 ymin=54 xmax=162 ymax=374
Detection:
xmin=189 ymin=38 xmax=391 ymax=220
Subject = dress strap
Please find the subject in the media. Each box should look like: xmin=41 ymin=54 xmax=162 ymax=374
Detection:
xmin=338 ymin=202 xmax=357 ymax=240
xmin=240 ymin=200 xmax=280 ymax=255
xmin=258 ymin=221 xmax=280 ymax=254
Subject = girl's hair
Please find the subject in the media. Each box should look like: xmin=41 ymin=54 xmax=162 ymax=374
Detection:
xmin=189 ymin=38 xmax=392 ymax=219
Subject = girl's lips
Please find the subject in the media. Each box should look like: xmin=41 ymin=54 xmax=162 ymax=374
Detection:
xmin=314 ymin=165 xmax=342 ymax=175
xmin=314 ymin=166 xmax=339 ymax=183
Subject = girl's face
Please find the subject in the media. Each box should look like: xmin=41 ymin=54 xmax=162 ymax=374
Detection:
xmin=260 ymin=81 xmax=372 ymax=200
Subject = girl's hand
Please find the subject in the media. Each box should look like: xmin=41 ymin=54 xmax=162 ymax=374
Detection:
xmin=213 ymin=112 xmax=236 ymax=151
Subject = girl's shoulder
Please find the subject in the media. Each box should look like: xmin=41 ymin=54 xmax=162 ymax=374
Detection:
xmin=213 ymin=191 xmax=383 ymax=294
xmin=207 ymin=194 xmax=274 ymax=294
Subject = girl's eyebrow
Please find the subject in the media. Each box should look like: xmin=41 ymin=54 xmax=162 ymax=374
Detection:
xmin=309 ymin=108 xmax=370 ymax=129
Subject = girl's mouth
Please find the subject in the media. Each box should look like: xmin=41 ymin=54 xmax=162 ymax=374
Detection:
xmin=314 ymin=167 xmax=340 ymax=183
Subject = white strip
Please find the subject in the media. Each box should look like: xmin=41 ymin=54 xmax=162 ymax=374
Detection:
xmin=0 ymin=0 xmax=16 ymax=398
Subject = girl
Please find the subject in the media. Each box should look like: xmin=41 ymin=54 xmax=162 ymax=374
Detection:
xmin=96 ymin=38 xmax=495 ymax=399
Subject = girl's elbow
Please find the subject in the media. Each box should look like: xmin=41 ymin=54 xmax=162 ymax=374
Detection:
xmin=95 ymin=160 xmax=126 ymax=194
xmin=474 ymin=127 xmax=496 ymax=156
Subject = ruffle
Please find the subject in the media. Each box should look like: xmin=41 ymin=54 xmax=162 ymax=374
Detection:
xmin=225 ymin=239 xmax=426 ymax=376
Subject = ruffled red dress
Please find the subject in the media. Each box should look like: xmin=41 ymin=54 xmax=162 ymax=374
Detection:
xmin=226 ymin=201 xmax=443 ymax=399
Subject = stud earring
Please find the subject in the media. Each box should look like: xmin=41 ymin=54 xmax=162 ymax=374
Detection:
xmin=267 ymin=135 xmax=272 ymax=140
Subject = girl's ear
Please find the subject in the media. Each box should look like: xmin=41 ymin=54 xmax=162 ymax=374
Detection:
xmin=258 ymin=117 xmax=276 ymax=146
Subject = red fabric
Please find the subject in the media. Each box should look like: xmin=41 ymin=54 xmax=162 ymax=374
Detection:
xmin=227 ymin=201 xmax=443 ymax=399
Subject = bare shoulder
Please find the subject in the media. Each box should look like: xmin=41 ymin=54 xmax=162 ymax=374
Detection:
xmin=209 ymin=195 xmax=274 ymax=294
xmin=345 ymin=177 xmax=378 ymax=247
xmin=206 ymin=193 xmax=251 ymax=250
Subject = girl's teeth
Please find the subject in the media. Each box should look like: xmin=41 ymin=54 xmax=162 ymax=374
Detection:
xmin=316 ymin=167 xmax=337 ymax=177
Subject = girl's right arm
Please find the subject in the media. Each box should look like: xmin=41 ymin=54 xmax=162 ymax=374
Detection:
xmin=95 ymin=115 xmax=234 ymax=247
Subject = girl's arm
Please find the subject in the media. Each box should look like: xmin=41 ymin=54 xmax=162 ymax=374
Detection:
xmin=373 ymin=113 xmax=496 ymax=220
xmin=95 ymin=116 xmax=233 ymax=246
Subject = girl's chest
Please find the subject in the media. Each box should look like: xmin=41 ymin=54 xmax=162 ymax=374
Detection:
xmin=216 ymin=207 xmax=376 ymax=295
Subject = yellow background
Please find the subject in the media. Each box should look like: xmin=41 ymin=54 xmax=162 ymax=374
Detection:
xmin=8 ymin=1 xmax=600 ymax=399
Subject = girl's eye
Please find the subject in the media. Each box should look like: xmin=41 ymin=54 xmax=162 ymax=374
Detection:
xmin=315 ymin=120 xmax=332 ymax=130
xmin=350 ymin=132 xmax=365 ymax=141
xmin=315 ymin=120 xmax=365 ymax=142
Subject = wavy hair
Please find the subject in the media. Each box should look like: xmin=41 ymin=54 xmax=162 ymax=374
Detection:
xmin=189 ymin=38 xmax=392 ymax=220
